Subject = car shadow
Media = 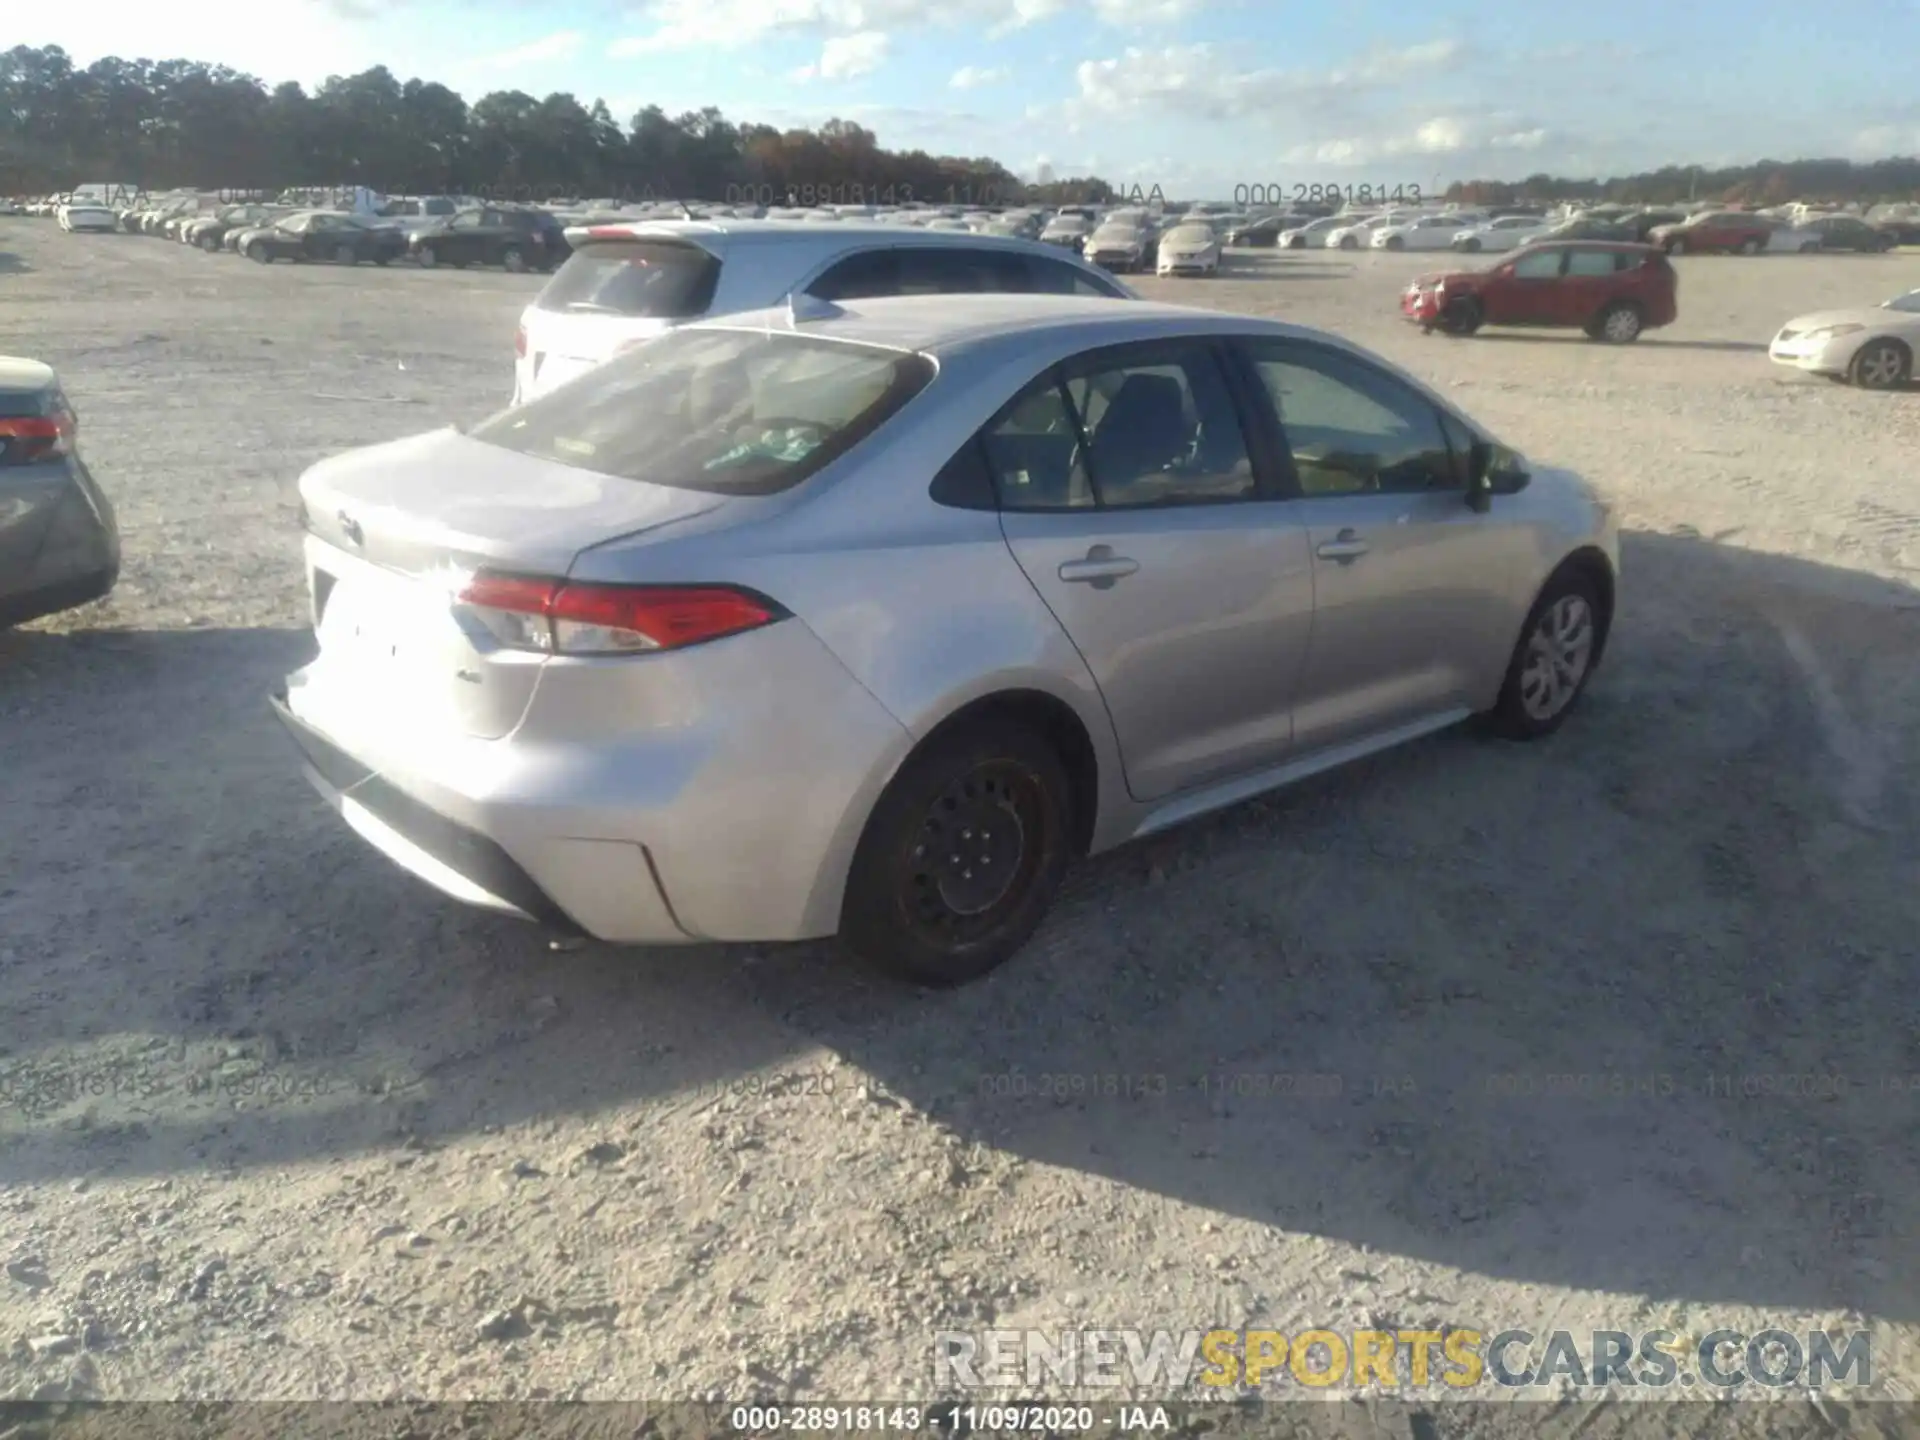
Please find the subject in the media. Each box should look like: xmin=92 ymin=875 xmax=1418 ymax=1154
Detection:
xmin=1470 ymin=332 xmax=1770 ymax=353
xmin=1 ymin=529 xmax=1917 ymax=1319
xmin=0 ymin=251 xmax=30 ymax=275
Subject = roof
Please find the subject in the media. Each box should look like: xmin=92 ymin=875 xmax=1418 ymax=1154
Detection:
xmin=562 ymin=218 xmax=1081 ymax=258
xmin=0 ymin=356 xmax=58 ymax=394
xmin=693 ymin=292 xmax=1303 ymax=358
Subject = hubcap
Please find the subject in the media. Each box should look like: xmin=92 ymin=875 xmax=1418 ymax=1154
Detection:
xmin=1518 ymin=595 xmax=1594 ymax=722
xmin=1604 ymin=308 xmax=1638 ymax=341
xmin=1860 ymin=348 xmax=1904 ymax=387
xmin=903 ymin=763 xmax=1040 ymax=936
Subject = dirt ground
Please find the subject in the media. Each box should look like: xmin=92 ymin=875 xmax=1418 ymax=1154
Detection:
xmin=1 ymin=218 xmax=1917 ymax=1422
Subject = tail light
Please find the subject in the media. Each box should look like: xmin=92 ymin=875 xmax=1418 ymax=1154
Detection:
xmin=0 ymin=410 xmax=75 ymax=464
xmin=514 ymin=324 xmax=527 ymax=358
xmin=456 ymin=572 xmax=785 ymax=656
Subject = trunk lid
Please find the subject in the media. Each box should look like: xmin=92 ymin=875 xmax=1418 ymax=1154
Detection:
xmin=297 ymin=428 xmax=728 ymax=738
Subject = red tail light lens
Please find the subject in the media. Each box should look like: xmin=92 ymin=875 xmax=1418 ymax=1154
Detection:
xmin=456 ymin=572 xmax=783 ymax=656
xmin=0 ymin=412 xmax=74 ymax=464
xmin=514 ymin=324 xmax=527 ymax=358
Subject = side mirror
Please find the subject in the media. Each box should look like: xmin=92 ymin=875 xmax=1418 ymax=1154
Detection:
xmin=1465 ymin=440 xmax=1494 ymax=513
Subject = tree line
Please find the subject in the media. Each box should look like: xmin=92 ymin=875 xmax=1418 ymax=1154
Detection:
xmin=1445 ymin=158 xmax=1920 ymax=208
xmin=0 ymin=45 xmax=1120 ymax=205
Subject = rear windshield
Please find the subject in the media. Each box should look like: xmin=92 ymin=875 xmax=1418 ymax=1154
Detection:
xmin=469 ymin=327 xmax=934 ymax=496
xmin=535 ymin=239 xmax=723 ymax=319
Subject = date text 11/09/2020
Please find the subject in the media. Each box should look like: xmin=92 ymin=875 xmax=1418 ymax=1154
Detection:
xmin=1234 ymin=183 xmax=1425 ymax=207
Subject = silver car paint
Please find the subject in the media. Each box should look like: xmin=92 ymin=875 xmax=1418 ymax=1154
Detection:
xmin=284 ymin=295 xmax=1617 ymax=945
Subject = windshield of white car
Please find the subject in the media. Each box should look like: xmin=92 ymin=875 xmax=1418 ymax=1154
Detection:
xmin=1165 ymin=226 xmax=1212 ymax=244
xmin=468 ymin=327 xmax=935 ymax=496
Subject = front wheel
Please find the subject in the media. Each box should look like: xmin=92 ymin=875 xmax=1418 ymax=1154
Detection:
xmin=1460 ymin=237 xmax=1482 ymax=252
xmin=1592 ymin=300 xmax=1643 ymax=343
xmin=1850 ymin=338 xmax=1912 ymax=391
xmin=247 ymin=241 xmax=272 ymax=263
xmin=334 ymin=244 xmax=358 ymax=265
xmin=1739 ymin=237 xmax=1763 ymax=256
xmin=1338 ymin=235 xmax=1359 ymax=249
xmin=414 ymin=244 xmax=436 ymax=268
xmin=1484 ymin=571 xmax=1604 ymax=740
xmin=839 ymin=721 xmax=1075 ymax=986
xmin=1666 ymin=237 xmax=1687 ymax=255
xmin=501 ymin=245 xmax=526 ymax=273
xmin=1384 ymin=235 xmax=1404 ymax=251
xmin=1439 ymin=296 xmax=1483 ymax=336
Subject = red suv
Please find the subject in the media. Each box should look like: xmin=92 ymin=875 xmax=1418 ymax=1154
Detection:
xmin=1644 ymin=210 xmax=1772 ymax=255
xmin=1401 ymin=241 xmax=1678 ymax=343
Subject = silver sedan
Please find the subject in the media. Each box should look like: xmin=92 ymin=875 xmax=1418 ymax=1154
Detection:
xmin=0 ymin=358 xmax=120 ymax=628
xmin=273 ymin=294 xmax=1619 ymax=984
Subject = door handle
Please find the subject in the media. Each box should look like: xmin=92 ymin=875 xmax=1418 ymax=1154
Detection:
xmin=1315 ymin=529 xmax=1370 ymax=561
xmin=1058 ymin=545 xmax=1138 ymax=586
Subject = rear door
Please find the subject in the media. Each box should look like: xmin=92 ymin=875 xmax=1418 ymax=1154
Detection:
xmin=992 ymin=338 xmax=1316 ymax=801
xmin=1559 ymin=247 xmax=1623 ymax=326
xmin=1233 ymin=337 xmax=1523 ymax=752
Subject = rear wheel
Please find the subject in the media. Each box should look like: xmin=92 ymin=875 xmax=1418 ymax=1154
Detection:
xmin=1384 ymin=235 xmax=1404 ymax=251
xmin=1460 ymin=237 xmax=1482 ymax=252
xmin=1850 ymin=338 xmax=1912 ymax=391
xmin=1666 ymin=237 xmax=1687 ymax=255
xmin=415 ymin=244 xmax=436 ymax=268
xmin=247 ymin=241 xmax=272 ymax=263
xmin=1485 ymin=570 xmax=1605 ymax=740
xmin=501 ymin=245 xmax=527 ymax=273
xmin=1739 ymin=237 xmax=1763 ymax=256
xmin=333 ymin=243 xmax=358 ymax=265
xmin=1799 ymin=240 xmax=1821 ymax=254
xmin=839 ymin=721 xmax=1075 ymax=986
xmin=1339 ymin=234 xmax=1359 ymax=250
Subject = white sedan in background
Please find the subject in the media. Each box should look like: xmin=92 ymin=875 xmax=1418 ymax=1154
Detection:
xmin=1769 ymin=288 xmax=1920 ymax=390
xmin=1370 ymin=213 xmax=1486 ymax=251
xmin=57 ymin=202 xmax=120 ymax=233
xmin=1277 ymin=215 xmax=1350 ymax=249
xmin=1451 ymin=215 xmax=1556 ymax=253
xmin=1155 ymin=221 xmax=1222 ymax=275
xmin=1323 ymin=211 xmax=1423 ymax=249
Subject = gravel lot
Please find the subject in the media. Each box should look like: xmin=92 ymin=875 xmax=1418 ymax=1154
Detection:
xmin=2 ymin=219 xmax=1918 ymax=1422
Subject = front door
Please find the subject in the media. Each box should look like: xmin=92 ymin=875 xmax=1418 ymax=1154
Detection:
xmin=1234 ymin=337 xmax=1525 ymax=752
xmin=989 ymin=340 xmax=1316 ymax=802
xmin=1480 ymin=245 xmax=1570 ymax=325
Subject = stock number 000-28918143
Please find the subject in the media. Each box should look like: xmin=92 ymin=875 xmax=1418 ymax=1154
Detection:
xmin=1234 ymin=183 xmax=1423 ymax=207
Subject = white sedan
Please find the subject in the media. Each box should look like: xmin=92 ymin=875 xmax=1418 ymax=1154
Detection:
xmin=57 ymin=202 xmax=120 ymax=233
xmin=1765 ymin=220 xmax=1825 ymax=254
xmin=1323 ymin=212 xmax=1423 ymax=249
xmin=1451 ymin=215 xmax=1555 ymax=253
xmin=1155 ymin=222 xmax=1222 ymax=275
xmin=1370 ymin=214 xmax=1485 ymax=251
xmin=1768 ymin=289 xmax=1920 ymax=390
xmin=1277 ymin=216 xmax=1349 ymax=249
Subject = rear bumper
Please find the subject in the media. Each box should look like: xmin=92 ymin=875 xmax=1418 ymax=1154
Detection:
xmin=271 ymin=617 xmax=915 ymax=945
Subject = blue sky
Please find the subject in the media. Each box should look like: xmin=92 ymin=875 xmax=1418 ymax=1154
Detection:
xmin=19 ymin=0 xmax=1920 ymax=194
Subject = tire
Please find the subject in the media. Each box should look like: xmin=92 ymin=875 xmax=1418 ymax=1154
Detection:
xmin=415 ymin=244 xmax=436 ymax=268
xmin=501 ymin=245 xmax=526 ymax=273
xmin=1384 ymin=235 xmax=1404 ymax=251
xmin=1439 ymin=296 xmax=1483 ymax=337
xmin=1338 ymin=234 xmax=1359 ymax=249
xmin=1849 ymin=338 xmax=1912 ymax=391
xmin=1666 ymin=237 xmax=1687 ymax=255
xmin=1460 ymin=237 xmax=1482 ymax=252
xmin=1591 ymin=300 xmax=1644 ymax=344
xmin=1739 ymin=237 xmax=1762 ymax=256
xmin=374 ymin=255 xmax=391 ymax=266
xmin=334 ymin=244 xmax=358 ymax=265
xmin=839 ymin=720 xmax=1075 ymax=986
xmin=247 ymin=241 xmax=272 ymax=263
xmin=1799 ymin=241 xmax=1820 ymax=254
xmin=1284 ymin=236 xmax=1303 ymax=249
xmin=1484 ymin=568 xmax=1606 ymax=740
xmin=199 ymin=233 xmax=221 ymax=251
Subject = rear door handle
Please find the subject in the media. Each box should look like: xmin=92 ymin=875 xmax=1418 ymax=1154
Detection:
xmin=1058 ymin=545 xmax=1139 ymax=586
xmin=1315 ymin=529 xmax=1370 ymax=562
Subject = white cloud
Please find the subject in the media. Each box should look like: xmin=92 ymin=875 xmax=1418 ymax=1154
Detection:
xmin=950 ymin=65 xmax=1010 ymax=88
xmin=791 ymin=30 xmax=890 ymax=81
xmin=1281 ymin=115 xmax=1552 ymax=167
xmin=611 ymin=0 xmax=1193 ymax=55
xmin=14 ymin=0 xmax=391 ymax=89
xmin=471 ymin=30 xmax=584 ymax=71
xmin=1851 ymin=123 xmax=1920 ymax=156
xmin=1067 ymin=38 xmax=1468 ymax=123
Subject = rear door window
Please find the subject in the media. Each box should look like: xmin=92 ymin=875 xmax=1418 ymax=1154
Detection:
xmin=1565 ymin=249 xmax=1618 ymax=277
xmin=535 ymin=239 xmax=723 ymax=319
xmin=807 ymin=248 xmax=901 ymax=300
xmin=1027 ymin=255 xmax=1128 ymax=296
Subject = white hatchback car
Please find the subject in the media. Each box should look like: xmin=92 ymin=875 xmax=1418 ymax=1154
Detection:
xmin=512 ymin=220 xmax=1136 ymax=403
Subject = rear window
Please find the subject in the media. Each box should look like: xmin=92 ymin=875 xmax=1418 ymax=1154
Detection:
xmin=469 ymin=327 xmax=934 ymax=496
xmin=535 ymin=239 xmax=723 ymax=319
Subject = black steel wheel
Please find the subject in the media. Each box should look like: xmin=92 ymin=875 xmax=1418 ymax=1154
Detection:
xmin=840 ymin=721 xmax=1074 ymax=985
